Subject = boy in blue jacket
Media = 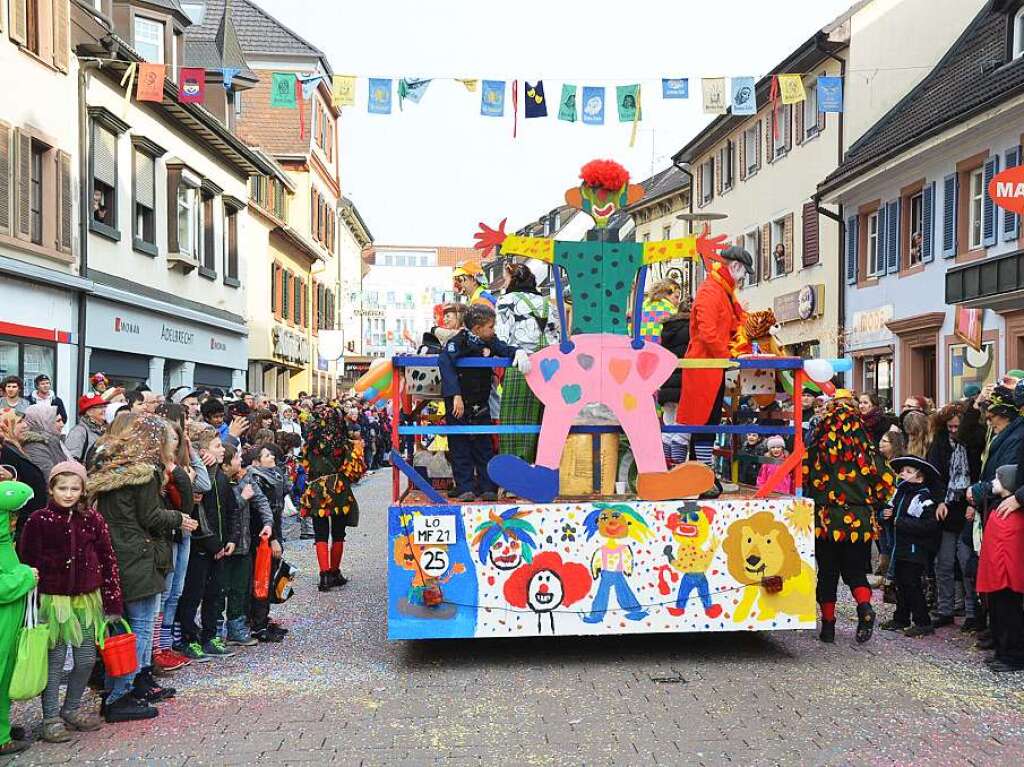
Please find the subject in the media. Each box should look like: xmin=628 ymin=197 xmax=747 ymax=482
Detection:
xmin=438 ymin=304 xmax=530 ymax=501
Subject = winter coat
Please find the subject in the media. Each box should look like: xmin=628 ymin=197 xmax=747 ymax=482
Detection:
xmin=438 ymin=328 xmax=518 ymax=405
xmin=926 ymin=435 xmax=972 ymax=534
xmin=17 ymin=500 xmax=123 ymax=615
xmin=756 ymin=460 xmax=794 ymax=495
xmin=969 ymin=417 xmax=1024 ymax=507
xmin=2 ymin=441 xmax=48 ymax=534
xmin=892 ymin=480 xmax=940 ymax=564
xmin=88 ymin=464 xmax=183 ymax=603
xmin=228 ymin=468 xmax=274 ymax=557
xmin=21 ymin=430 xmax=71 ymax=482
xmin=680 ymin=268 xmax=744 ymax=427
xmin=194 ymin=466 xmax=241 ymax=556
xmin=976 ymin=502 xmax=1024 ymax=594
xmin=65 ymin=417 xmax=105 ymax=466
xmin=249 ymin=464 xmax=290 ymax=542
xmin=737 ymin=442 xmax=765 ymax=486
xmin=657 ymin=315 xmax=689 ymax=405
xmin=29 ymin=392 xmax=67 ymax=424
xmin=495 ymin=290 xmax=553 ymax=353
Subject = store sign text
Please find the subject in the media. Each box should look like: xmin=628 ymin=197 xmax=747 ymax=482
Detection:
xmin=273 ymin=327 xmax=310 ymax=365
xmin=990 ymin=165 xmax=1024 ymax=215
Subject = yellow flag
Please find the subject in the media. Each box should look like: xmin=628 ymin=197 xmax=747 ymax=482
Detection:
xmin=778 ymin=74 xmax=806 ymax=105
xmin=332 ymin=75 xmax=356 ymax=107
xmin=457 ymin=78 xmax=479 ymax=92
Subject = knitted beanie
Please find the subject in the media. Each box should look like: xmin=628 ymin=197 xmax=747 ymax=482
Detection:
xmin=49 ymin=460 xmax=88 ymax=487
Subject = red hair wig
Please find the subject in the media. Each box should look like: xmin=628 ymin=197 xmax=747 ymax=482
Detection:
xmin=579 ymin=159 xmax=630 ymax=191
xmin=502 ymin=552 xmax=592 ymax=608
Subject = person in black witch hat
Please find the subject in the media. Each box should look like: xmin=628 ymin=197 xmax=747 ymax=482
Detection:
xmin=881 ymin=455 xmax=942 ymax=637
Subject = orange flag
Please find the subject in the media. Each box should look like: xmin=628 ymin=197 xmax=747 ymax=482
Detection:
xmin=136 ymin=63 xmax=165 ymax=102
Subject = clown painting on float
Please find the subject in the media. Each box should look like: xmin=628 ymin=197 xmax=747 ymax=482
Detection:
xmin=392 ymin=534 xmax=466 ymax=619
xmin=503 ymin=552 xmax=592 ymax=634
xmin=474 ymin=160 xmax=729 ymax=504
xmin=471 ymin=507 xmax=538 ymax=571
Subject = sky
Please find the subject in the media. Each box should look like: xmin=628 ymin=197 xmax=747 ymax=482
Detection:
xmin=256 ymin=0 xmax=855 ymax=246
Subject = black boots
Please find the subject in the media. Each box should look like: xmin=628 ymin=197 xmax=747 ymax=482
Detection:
xmin=318 ymin=571 xmax=332 ymax=592
xmin=819 ymin=620 xmax=836 ymax=643
xmin=329 ymin=569 xmax=348 ymax=587
xmin=856 ymin=602 xmax=876 ymax=644
xmin=103 ymin=693 xmax=158 ymax=723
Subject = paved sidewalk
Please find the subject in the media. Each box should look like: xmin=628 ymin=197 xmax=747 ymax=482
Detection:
xmin=6 ymin=471 xmax=1024 ymax=766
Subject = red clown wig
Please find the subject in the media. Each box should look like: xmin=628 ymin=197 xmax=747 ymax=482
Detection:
xmin=579 ymin=159 xmax=630 ymax=191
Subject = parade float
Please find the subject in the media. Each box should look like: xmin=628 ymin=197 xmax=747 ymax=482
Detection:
xmin=372 ymin=160 xmax=847 ymax=640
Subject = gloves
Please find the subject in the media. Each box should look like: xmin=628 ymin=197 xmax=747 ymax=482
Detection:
xmin=514 ymin=349 xmax=532 ymax=376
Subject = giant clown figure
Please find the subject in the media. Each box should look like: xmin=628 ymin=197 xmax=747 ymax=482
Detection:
xmin=475 ymin=159 xmax=740 ymax=504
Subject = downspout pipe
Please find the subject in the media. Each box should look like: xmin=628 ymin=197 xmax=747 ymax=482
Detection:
xmin=672 ymin=159 xmax=696 ymax=299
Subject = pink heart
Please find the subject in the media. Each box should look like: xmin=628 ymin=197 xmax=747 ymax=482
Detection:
xmin=637 ymin=352 xmax=659 ymax=380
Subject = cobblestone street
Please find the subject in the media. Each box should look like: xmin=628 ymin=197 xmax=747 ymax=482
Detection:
xmin=5 ymin=472 xmax=1024 ymax=767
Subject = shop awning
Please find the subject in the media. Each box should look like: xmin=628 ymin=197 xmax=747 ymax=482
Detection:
xmin=945 ymin=249 xmax=1024 ymax=311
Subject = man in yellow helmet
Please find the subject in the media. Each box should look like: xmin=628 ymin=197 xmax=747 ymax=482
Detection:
xmin=453 ymin=260 xmax=496 ymax=308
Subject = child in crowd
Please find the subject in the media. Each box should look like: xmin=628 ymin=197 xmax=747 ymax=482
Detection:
xmin=737 ymin=433 xmax=765 ymax=486
xmin=438 ymin=303 xmax=526 ymax=502
xmin=755 ymin=436 xmax=793 ymax=494
xmin=246 ymin=443 xmax=290 ymax=642
xmin=220 ymin=443 xmax=273 ymax=647
xmin=17 ymin=462 xmax=122 ymax=742
xmin=881 ymin=456 xmax=941 ymax=637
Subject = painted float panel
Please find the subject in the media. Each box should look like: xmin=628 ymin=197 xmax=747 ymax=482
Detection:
xmin=388 ymin=498 xmax=816 ymax=640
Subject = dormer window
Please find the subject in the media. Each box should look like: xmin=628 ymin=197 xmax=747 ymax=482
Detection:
xmin=1013 ymin=6 xmax=1024 ymax=59
xmin=134 ymin=16 xmax=165 ymax=64
xmin=182 ymin=1 xmax=206 ymax=24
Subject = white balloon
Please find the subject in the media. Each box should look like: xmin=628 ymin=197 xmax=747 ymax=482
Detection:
xmin=803 ymin=358 xmax=834 ymax=383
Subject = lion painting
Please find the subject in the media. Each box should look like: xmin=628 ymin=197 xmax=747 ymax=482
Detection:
xmin=722 ymin=511 xmax=815 ymax=623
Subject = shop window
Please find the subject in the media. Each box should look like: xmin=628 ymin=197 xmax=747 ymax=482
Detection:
xmin=0 ymin=337 xmax=55 ymax=395
xmin=862 ymin=354 xmax=894 ymax=410
xmin=91 ymin=121 xmax=118 ymax=236
xmin=134 ymin=16 xmax=165 ymax=64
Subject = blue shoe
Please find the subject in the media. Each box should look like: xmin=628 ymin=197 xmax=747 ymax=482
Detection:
xmin=488 ymin=456 xmax=559 ymax=503
xmin=625 ymin=610 xmax=649 ymax=622
xmin=581 ymin=614 xmax=603 ymax=624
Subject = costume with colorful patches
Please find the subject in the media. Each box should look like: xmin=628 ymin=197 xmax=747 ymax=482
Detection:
xmin=475 ymin=160 xmax=725 ymax=504
xmin=804 ymin=399 xmax=895 ymax=643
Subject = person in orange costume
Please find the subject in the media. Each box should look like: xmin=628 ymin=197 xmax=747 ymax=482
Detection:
xmin=679 ymin=247 xmax=753 ymax=498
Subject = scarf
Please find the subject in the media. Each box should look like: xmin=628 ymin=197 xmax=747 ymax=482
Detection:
xmin=946 ymin=439 xmax=970 ymax=502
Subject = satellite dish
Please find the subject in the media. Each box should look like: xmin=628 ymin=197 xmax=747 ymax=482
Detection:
xmin=965 ymin=346 xmax=989 ymax=369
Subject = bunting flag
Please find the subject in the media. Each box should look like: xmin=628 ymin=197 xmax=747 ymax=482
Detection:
xmin=481 ymin=80 xmax=505 ymax=117
xmin=818 ymin=75 xmax=844 ymax=113
xmin=368 ymin=78 xmax=393 ymax=114
xmin=457 ymin=78 xmax=479 ymax=92
xmin=616 ymin=84 xmax=640 ymax=122
xmin=512 ymin=79 xmax=519 ymax=137
xmin=628 ymin=85 xmax=642 ymax=148
xmin=770 ymin=75 xmax=780 ymax=135
xmin=271 ymin=72 xmax=297 ymax=107
xmin=332 ymin=75 xmax=356 ymax=107
xmin=296 ymin=79 xmax=306 ymax=138
xmin=730 ymin=76 xmax=757 ymax=116
xmin=298 ymin=73 xmax=323 ymax=100
xmin=701 ymin=77 xmax=727 ymax=114
xmin=120 ymin=62 xmax=137 ymax=113
xmin=178 ymin=67 xmax=206 ymax=104
xmin=581 ymin=86 xmax=605 ymax=125
xmin=524 ymin=81 xmax=547 ymax=118
xmin=136 ymin=63 xmax=165 ymax=102
xmin=558 ymin=84 xmax=577 ymax=122
xmin=222 ymin=67 xmax=241 ymax=90
xmin=398 ymin=78 xmax=431 ymax=108
xmin=778 ymin=74 xmax=806 ymax=105
xmin=662 ymin=78 xmax=689 ymax=99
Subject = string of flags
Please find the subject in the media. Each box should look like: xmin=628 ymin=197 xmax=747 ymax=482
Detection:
xmin=117 ymin=63 xmax=845 ymax=141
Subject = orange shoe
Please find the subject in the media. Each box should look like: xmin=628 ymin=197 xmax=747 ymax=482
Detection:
xmin=636 ymin=462 xmax=715 ymax=501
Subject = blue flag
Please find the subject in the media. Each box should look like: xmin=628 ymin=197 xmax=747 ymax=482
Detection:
xmin=818 ymin=76 xmax=843 ymax=113
xmin=730 ymin=77 xmax=757 ymax=116
xmin=524 ymin=81 xmax=547 ymax=118
xmin=222 ymin=67 xmax=241 ymax=90
xmin=368 ymin=78 xmax=392 ymax=114
xmin=298 ymin=73 xmax=323 ymax=100
xmin=481 ymin=80 xmax=505 ymax=117
xmin=398 ymin=78 xmax=431 ymax=109
xmin=582 ymin=86 xmax=605 ymax=125
xmin=662 ymin=78 xmax=689 ymax=99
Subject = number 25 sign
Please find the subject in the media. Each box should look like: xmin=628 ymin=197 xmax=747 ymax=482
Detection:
xmin=989 ymin=165 xmax=1024 ymax=215
xmin=413 ymin=514 xmax=457 ymax=546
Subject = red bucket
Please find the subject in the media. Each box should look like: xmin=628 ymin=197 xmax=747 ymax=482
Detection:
xmin=97 ymin=619 xmax=139 ymax=677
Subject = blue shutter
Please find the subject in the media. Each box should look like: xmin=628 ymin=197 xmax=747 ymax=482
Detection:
xmin=875 ymin=205 xmax=886 ymax=277
xmin=922 ymin=181 xmax=935 ymax=263
xmin=886 ymin=199 xmax=900 ymax=273
xmin=982 ymin=155 xmax=999 ymax=247
xmin=846 ymin=214 xmax=858 ymax=284
xmin=1004 ymin=147 xmax=1020 ymax=242
xmin=942 ymin=172 xmax=957 ymax=258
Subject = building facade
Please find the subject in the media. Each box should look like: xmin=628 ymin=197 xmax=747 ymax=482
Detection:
xmin=629 ymin=166 xmax=693 ymax=294
xmin=821 ymin=2 xmax=1024 ymax=407
xmin=337 ymin=196 xmax=373 ymax=381
xmin=0 ymin=0 xmax=83 ymax=406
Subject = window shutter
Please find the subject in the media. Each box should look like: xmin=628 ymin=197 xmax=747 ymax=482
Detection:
xmin=694 ymin=166 xmax=702 ymax=208
xmin=93 ymin=126 xmax=116 ymax=187
xmin=10 ymin=0 xmax=27 ymax=45
xmin=134 ymin=151 xmax=155 ymax=208
xmin=282 ymin=270 xmax=290 ymax=320
xmin=271 ymin=263 xmax=279 ymax=317
xmin=765 ymin=115 xmax=774 ymax=163
xmin=846 ymin=215 xmax=858 ymax=284
xmin=714 ymin=152 xmax=722 ymax=195
xmin=802 ymin=201 xmax=819 ymax=267
xmin=58 ymin=150 xmax=72 ymax=252
xmin=922 ymin=181 xmax=935 ymax=263
xmin=0 ymin=121 xmax=10 ymax=236
xmin=817 ymin=101 xmax=826 ymax=133
xmin=755 ymin=121 xmax=762 ymax=169
xmin=53 ymin=0 xmax=70 ymax=72
xmin=760 ymin=223 xmax=771 ymax=280
xmin=875 ymin=204 xmax=887 ymax=277
xmin=783 ymin=213 xmax=794 ymax=273
xmin=982 ymin=155 xmax=999 ymax=247
xmin=738 ymin=133 xmax=746 ymax=181
xmin=886 ymin=199 xmax=900 ymax=274
xmin=14 ymin=128 xmax=31 ymax=240
xmin=227 ymin=213 xmax=238 ymax=278
xmin=795 ymin=102 xmax=805 ymax=146
xmin=784 ymin=105 xmax=792 ymax=153
xmin=1005 ymin=147 xmax=1021 ymax=241
xmin=166 ymin=167 xmax=180 ymax=252
xmin=941 ymin=173 xmax=957 ymax=258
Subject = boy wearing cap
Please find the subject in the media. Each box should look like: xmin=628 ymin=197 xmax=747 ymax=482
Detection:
xmin=881 ymin=456 xmax=941 ymax=637
xmin=65 ymin=395 xmax=108 ymax=465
